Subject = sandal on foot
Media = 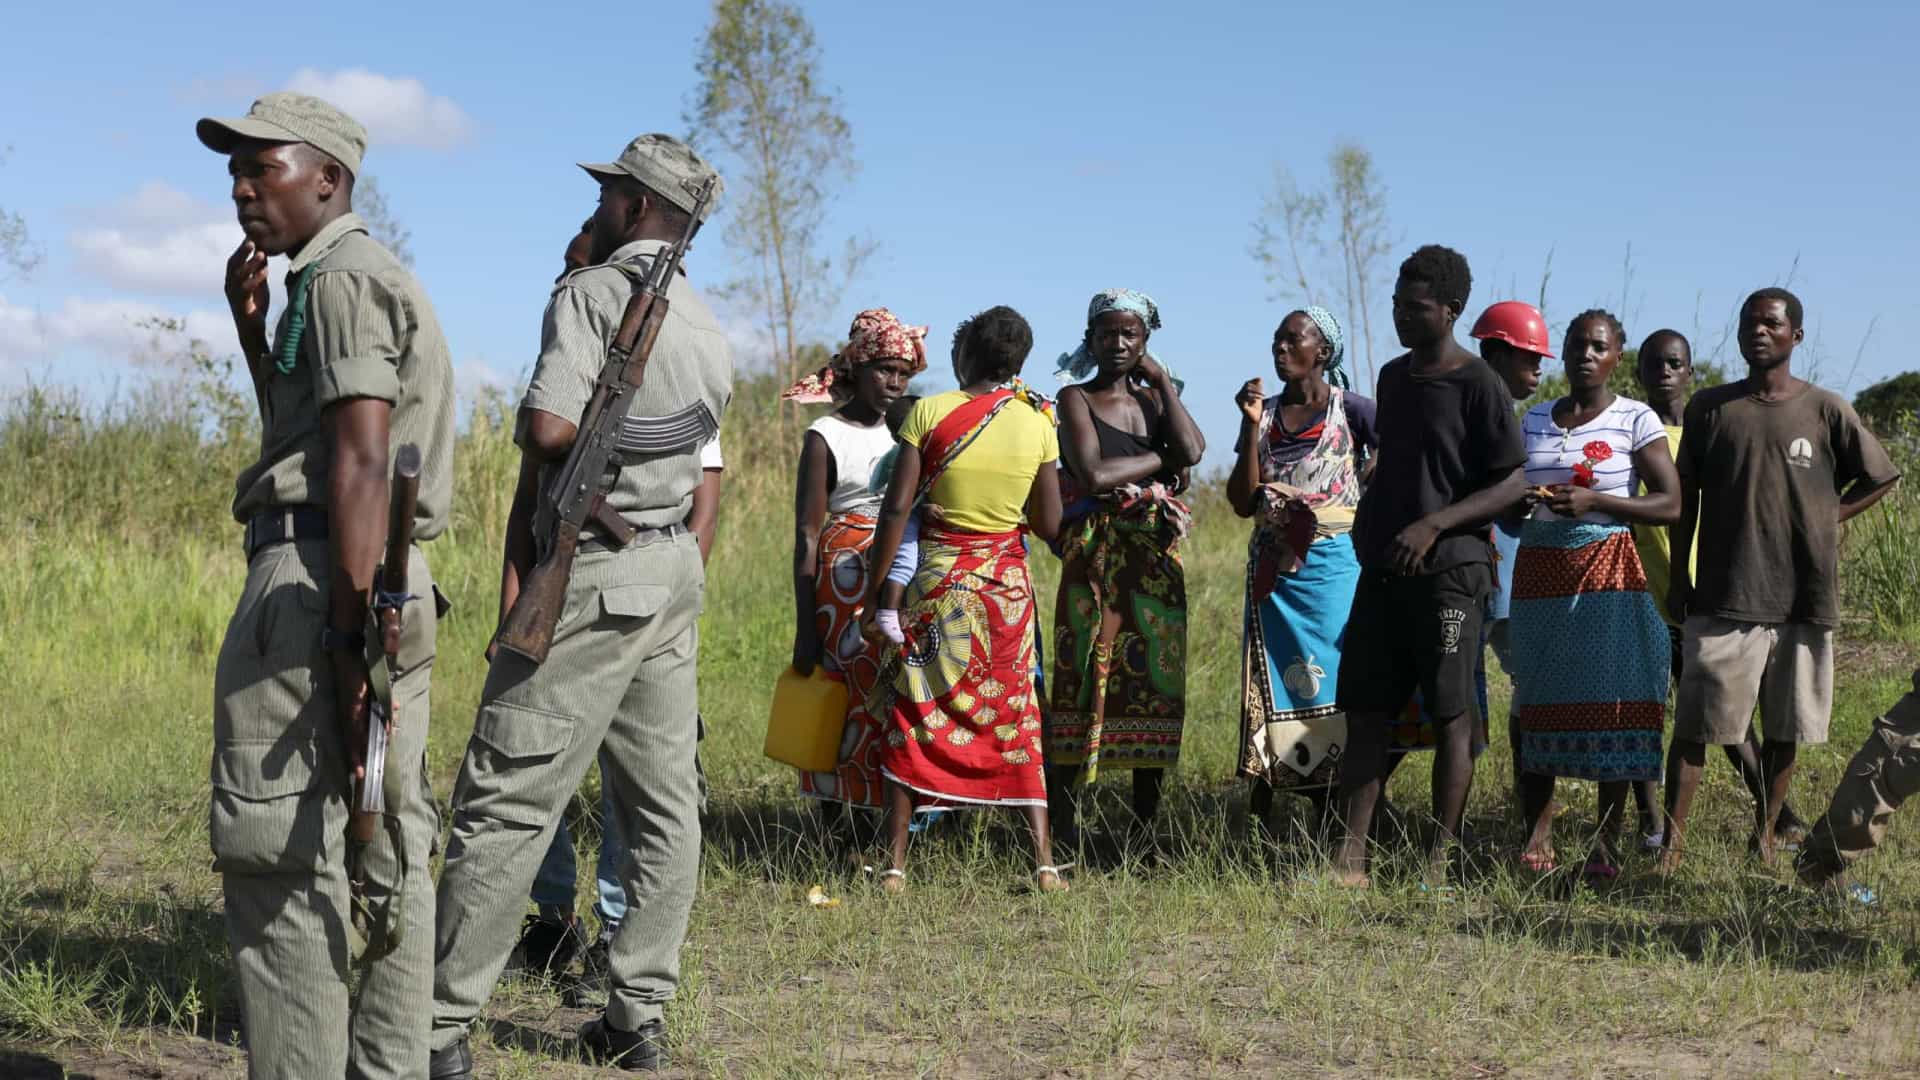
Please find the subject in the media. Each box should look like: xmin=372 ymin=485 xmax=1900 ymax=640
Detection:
xmin=1518 ymin=850 xmax=1558 ymax=874
xmin=879 ymin=868 xmax=907 ymax=894
xmin=1034 ymin=865 xmax=1070 ymax=893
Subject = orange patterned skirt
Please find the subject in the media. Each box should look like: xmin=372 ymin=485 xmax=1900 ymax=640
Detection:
xmin=799 ymin=511 xmax=890 ymax=808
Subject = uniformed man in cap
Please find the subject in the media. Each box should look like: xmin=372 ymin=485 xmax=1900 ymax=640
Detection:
xmin=428 ymin=134 xmax=730 ymax=1076
xmin=198 ymin=91 xmax=455 ymax=1078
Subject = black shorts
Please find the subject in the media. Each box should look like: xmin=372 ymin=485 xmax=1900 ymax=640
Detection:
xmin=1337 ymin=561 xmax=1492 ymax=721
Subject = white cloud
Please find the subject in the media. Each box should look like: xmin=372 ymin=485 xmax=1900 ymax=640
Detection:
xmin=68 ymin=182 xmax=242 ymax=297
xmin=454 ymin=358 xmax=516 ymax=402
xmin=285 ymin=68 xmax=473 ymax=151
xmin=0 ymin=293 xmax=232 ymax=368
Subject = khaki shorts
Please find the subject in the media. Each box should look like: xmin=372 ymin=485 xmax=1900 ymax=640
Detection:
xmin=1674 ymin=616 xmax=1833 ymax=745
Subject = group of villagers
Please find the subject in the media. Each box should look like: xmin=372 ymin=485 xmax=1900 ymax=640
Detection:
xmin=785 ymin=292 xmax=1199 ymax=891
xmin=785 ymin=241 xmax=1905 ymax=893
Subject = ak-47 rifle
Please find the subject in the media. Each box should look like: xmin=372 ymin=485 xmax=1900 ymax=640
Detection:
xmin=346 ymin=441 xmax=420 ymax=960
xmin=493 ymin=175 xmax=718 ymax=664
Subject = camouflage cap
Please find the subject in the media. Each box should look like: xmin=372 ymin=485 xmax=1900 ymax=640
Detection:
xmin=197 ymin=92 xmax=368 ymax=176
xmin=579 ymin=134 xmax=724 ymax=221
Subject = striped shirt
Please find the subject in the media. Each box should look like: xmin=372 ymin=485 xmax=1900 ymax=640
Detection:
xmin=522 ymin=239 xmax=733 ymax=529
xmin=232 ymin=213 xmax=456 ymax=540
xmin=1522 ymin=396 xmax=1665 ymax=525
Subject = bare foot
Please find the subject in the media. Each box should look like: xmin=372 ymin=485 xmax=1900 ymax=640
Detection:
xmin=1753 ymin=832 xmax=1778 ymax=866
xmin=1653 ymin=849 xmax=1683 ymax=877
xmin=1331 ymin=869 xmax=1372 ymax=889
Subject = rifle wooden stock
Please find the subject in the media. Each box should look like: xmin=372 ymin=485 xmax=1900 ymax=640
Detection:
xmin=493 ymin=518 xmax=580 ymax=663
xmin=350 ymin=443 xmax=422 ymax=843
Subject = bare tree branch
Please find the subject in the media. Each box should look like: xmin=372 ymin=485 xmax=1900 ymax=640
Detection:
xmin=355 ymin=175 xmax=413 ymax=267
xmin=1249 ymin=164 xmax=1326 ymax=305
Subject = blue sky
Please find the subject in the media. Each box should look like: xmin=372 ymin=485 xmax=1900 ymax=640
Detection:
xmin=2 ymin=1 xmax=1914 ymax=467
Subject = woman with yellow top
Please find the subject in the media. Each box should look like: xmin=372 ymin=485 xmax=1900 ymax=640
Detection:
xmin=1631 ymin=329 xmax=1808 ymax=847
xmin=863 ymin=306 xmax=1066 ymax=893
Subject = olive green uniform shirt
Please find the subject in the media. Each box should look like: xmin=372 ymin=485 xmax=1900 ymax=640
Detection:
xmin=231 ymin=213 xmax=456 ymax=540
xmin=520 ymin=238 xmax=732 ymax=529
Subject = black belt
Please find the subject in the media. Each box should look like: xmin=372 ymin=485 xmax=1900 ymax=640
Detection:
xmin=580 ymin=522 xmax=687 ymax=553
xmin=245 ymin=506 xmax=328 ymax=558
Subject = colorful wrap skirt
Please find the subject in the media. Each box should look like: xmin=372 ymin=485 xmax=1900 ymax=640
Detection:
xmin=1239 ymin=531 xmax=1360 ymax=789
xmin=1045 ymin=500 xmax=1188 ymax=780
xmin=874 ymin=527 xmax=1048 ymax=807
xmin=1511 ymin=518 xmax=1669 ymax=781
xmin=799 ymin=511 xmax=890 ymax=807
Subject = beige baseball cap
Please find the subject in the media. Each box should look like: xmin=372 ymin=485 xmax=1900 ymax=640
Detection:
xmin=579 ymin=134 xmax=723 ymax=221
xmin=197 ymin=92 xmax=368 ymax=176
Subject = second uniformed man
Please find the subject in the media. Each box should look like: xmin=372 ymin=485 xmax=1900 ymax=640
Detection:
xmin=428 ymin=134 xmax=731 ymax=1076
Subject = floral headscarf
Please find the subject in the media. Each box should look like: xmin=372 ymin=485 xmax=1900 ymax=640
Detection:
xmin=782 ymin=307 xmax=929 ymax=404
xmin=1054 ymin=287 xmax=1183 ymax=392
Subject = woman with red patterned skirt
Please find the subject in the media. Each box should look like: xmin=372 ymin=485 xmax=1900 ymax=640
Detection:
xmin=1509 ymin=309 xmax=1679 ymax=877
xmin=862 ymin=305 xmax=1067 ymax=893
xmin=784 ymin=310 xmax=924 ymax=817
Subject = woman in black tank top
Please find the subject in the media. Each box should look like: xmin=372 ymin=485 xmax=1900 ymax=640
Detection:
xmin=1044 ymin=290 xmax=1206 ymax=855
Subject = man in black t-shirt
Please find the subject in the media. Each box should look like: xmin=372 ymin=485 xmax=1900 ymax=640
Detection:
xmin=1333 ymin=245 xmax=1527 ymax=887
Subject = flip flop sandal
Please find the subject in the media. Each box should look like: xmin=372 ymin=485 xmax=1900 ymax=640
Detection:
xmin=1518 ymin=850 xmax=1558 ymax=874
xmin=878 ymin=868 xmax=907 ymax=894
xmin=1034 ymin=865 xmax=1071 ymax=893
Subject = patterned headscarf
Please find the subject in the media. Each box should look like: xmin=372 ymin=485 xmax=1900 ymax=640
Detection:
xmin=1054 ymin=288 xmax=1182 ymax=392
xmin=1302 ymin=305 xmax=1348 ymax=389
xmin=782 ymin=307 xmax=929 ymax=404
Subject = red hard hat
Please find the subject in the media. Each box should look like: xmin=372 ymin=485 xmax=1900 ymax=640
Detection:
xmin=1470 ymin=301 xmax=1555 ymax=358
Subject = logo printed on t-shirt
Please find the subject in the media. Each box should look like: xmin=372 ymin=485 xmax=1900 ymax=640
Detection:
xmin=1786 ymin=437 xmax=1814 ymax=469
xmin=1437 ymin=607 xmax=1468 ymax=654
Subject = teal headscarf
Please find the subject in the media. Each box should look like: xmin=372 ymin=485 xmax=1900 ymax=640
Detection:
xmin=1302 ymin=305 xmax=1348 ymax=390
xmin=1055 ymin=288 xmax=1183 ymax=392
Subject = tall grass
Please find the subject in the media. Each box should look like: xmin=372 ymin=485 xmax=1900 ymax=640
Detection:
xmin=1843 ymin=423 xmax=1920 ymax=631
xmin=2 ymin=369 xmax=1918 ymax=1075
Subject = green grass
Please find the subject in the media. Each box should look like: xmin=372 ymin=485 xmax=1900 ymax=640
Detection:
xmin=2 ymin=374 xmax=1919 ymax=1077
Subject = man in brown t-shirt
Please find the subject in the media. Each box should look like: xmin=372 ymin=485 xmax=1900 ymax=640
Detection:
xmin=1662 ymin=288 xmax=1901 ymax=871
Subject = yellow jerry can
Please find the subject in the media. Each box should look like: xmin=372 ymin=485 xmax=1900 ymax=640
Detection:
xmin=763 ymin=667 xmax=850 ymax=773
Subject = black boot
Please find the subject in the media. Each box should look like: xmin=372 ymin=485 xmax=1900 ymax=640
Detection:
xmin=562 ymin=936 xmax=611 ymax=1008
xmin=505 ymin=913 xmax=584 ymax=982
xmin=427 ymin=1037 xmax=472 ymax=1080
xmin=578 ymin=1015 xmax=665 ymax=1071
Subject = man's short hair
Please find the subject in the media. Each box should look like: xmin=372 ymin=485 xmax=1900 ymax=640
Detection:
xmin=1744 ymin=287 xmax=1804 ymax=330
xmin=1398 ymin=244 xmax=1473 ymax=313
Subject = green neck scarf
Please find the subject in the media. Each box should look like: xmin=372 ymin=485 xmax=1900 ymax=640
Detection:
xmin=274 ymin=263 xmax=317 ymax=377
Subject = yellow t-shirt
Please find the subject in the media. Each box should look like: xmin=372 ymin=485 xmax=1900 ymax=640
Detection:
xmin=898 ymin=389 xmax=1059 ymax=534
xmin=1633 ymin=423 xmax=1698 ymax=626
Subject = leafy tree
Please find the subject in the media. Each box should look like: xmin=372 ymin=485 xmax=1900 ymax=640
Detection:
xmin=1855 ymin=372 xmax=1920 ymax=434
xmin=0 ymin=146 xmax=42 ymax=281
xmin=687 ymin=0 xmax=869 ymax=391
